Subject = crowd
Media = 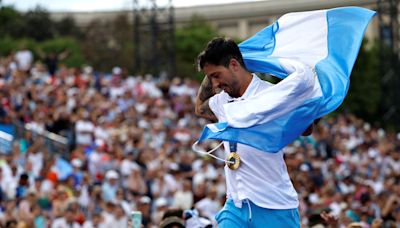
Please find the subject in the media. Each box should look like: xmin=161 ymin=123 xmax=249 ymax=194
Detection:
xmin=0 ymin=49 xmax=399 ymax=228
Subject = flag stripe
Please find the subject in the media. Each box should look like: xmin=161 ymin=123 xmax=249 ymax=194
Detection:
xmin=316 ymin=7 xmax=376 ymax=116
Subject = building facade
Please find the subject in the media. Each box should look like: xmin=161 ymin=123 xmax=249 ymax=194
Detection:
xmin=51 ymin=0 xmax=379 ymax=40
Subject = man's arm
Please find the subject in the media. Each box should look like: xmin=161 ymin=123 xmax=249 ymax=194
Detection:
xmin=195 ymin=77 xmax=217 ymax=122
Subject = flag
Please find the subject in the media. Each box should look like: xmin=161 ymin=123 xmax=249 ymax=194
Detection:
xmin=197 ymin=7 xmax=376 ymax=153
xmin=55 ymin=157 xmax=73 ymax=180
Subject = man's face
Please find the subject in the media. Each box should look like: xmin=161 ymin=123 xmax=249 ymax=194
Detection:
xmin=203 ymin=61 xmax=241 ymax=98
xmin=65 ymin=210 xmax=74 ymax=222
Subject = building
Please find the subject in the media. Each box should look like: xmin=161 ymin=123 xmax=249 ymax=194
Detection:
xmin=51 ymin=0 xmax=379 ymax=40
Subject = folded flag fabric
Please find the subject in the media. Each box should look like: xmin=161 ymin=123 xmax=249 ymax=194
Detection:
xmin=55 ymin=157 xmax=73 ymax=180
xmin=197 ymin=7 xmax=376 ymax=153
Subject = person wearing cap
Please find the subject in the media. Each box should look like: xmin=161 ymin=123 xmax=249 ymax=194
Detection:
xmin=137 ymin=196 xmax=152 ymax=227
xmin=160 ymin=216 xmax=185 ymax=228
xmin=160 ymin=209 xmax=185 ymax=228
xmin=101 ymin=170 xmax=119 ymax=202
xmin=51 ymin=207 xmax=80 ymax=228
xmin=113 ymin=204 xmax=128 ymax=227
xmin=70 ymin=158 xmax=84 ymax=188
xmin=153 ymin=197 xmax=169 ymax=225
xmin=101 ymin=201 xmax=117 ymax=227
xmin=173 ymin=179 xmax=194 ymax=210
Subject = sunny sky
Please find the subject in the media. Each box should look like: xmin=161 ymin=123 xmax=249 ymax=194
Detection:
xmin=2 ymin=0 xmax=265 ymax=12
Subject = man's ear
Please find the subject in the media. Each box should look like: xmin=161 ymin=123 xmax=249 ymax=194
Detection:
xmin=229 ymin=59 xmax=240 ymax=71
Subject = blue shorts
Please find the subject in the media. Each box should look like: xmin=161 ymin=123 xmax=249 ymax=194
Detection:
xmin=215 ymin=199 xmax=300 ymax=228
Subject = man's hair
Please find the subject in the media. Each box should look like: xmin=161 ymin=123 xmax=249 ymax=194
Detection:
xmin=197 ymin=37 xmax=246 ymax=71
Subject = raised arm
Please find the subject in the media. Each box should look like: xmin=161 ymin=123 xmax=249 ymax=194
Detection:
xmin=195 ymin=76 xmax=217 ymax=122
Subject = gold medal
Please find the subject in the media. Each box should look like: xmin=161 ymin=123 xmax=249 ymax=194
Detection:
xmin=227 ymin=152 xmax=240 ymax=170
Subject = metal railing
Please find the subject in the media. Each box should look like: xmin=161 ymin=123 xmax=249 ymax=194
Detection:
xmin=12 ymin=120 xmax=70 ymax=158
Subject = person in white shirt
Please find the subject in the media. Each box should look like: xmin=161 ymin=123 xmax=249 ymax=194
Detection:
xmin=195 ymin=38 xmax=313 ymax=227
xmin=51 ymin=208 xmax=80 ymax=228
xmin=113 ymin=204 xmax=128 ymax=228
xmin=15 ymin=47 xmax=33 ymax=73
xmin=82 ymin=212 xmax=109 ymax=228
xmin=75 ymin=116 xmax=95 ymax=146
xmin=173 ymin=179 xmax=193 ymax=210
xmin=195 ymin=186 xmax=221 ymax=222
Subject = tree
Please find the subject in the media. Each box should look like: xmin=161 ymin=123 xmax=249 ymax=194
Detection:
xmin=23 ymin=6 xmax=55 ymax=41
xmin=110 ymin=14 xmax=134 ymax=72
xmin=175 ymin=16 xmax=220 ymax=79
xmin=81 ymin=13 xmax=133 ymax=72
xmin=0 ymin=6 xmax=26 ymax=39
xmin=54 ymin=16 xmax=82 ymax=38
xmin=39 ymin=37 xmax=85 ymax=67
xmin=340 ymin=39 xmax=381 ymax=123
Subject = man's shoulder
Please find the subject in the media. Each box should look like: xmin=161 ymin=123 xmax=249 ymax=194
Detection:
xmin=253 ymin=75 xmax=274 ymax=89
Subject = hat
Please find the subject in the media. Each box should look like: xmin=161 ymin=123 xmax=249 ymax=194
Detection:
xmin=168 ymin=163 xmax=179 ymax=172
xmin=155 ymin=198 xmax=168 ymax=208
xmin=139 ymin=196 xmax=151 ymax=205
xmin=112 ymin=66 xmax=122 ymax=75
xmin=160 ymin=216 xmax=185 ymax=228
xmin=105 ymin=170 xmax=119 ymax=179
xmin=71 ymin=158 xmax=82 ymax=168
xmin=300 ymin=163 xmax=310 ymax=172
xmin=95 ymin=139 xmax=106 ymax=148
xmin=47 ymin=171 xmax=58 ymax=184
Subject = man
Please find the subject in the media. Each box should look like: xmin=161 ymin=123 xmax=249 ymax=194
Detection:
xmin=15 ymin=45 xmax=33 ymax=74
xmin=51 ymin=207 xmax=80 ymax=228
xmin=195 ymin=37 xmax=311 ymax=227
xmin=101 ymin=170 xmax=119 ymax=202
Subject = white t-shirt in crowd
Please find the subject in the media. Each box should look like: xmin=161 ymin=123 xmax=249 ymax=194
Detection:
xmin=27 ymin=151 xmax=43 ymax=177
xmin=195 ymin=197 xmax=220 ymax=220
xmin=15 ymin=50 xmax=33 ymax=71
xmin=75 ymin=120 xmax=95 ymax=145
xmin=174 ymin=190 xmax=194 ymax=210
xmin=51 ymin=218 xmax=81 ymax=228
xmin=209 ymin=74 xmax=299 ymax=209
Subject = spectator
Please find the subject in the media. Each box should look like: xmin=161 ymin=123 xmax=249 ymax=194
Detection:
xmin=195 ymin=186 xmax=221 ymax=222
xmin=173 ymin=178 xmax=193 ymax=210
xmin=51 ymin=207 xmax=80 ymax=228
xmin=101 ymin=170 xmax=119 ymax=202
xmin=14 ymin=45 xmax=33 ymax=74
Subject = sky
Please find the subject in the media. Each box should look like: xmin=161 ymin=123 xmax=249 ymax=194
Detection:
xmin=2 ymin=0 xmax=265 ymax=12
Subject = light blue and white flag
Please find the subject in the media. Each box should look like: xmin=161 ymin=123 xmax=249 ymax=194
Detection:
xmin=197 ymin=7 xmax=376 ymax=153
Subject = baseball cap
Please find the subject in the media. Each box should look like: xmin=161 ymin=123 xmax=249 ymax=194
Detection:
xmin=105 ymin=170 xmax=119 ymax=179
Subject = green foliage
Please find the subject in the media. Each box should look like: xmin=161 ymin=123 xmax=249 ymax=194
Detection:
xmin=54 ymin=16 xmax=82 ymax=38
xmin=340 ymin=39 xmax=381 ymax=122
xmin=81 ymin=13 xmax=133 ymax=72
xmin=0 ymin=37 xmax=36 ymax=55
xmin=0 ymin=37 xmax=84 ymax=67
xmin=175 ymin=16 xmax=220 ymax=80
xmin=0 ymin=37 xmax=17 ymax=55
xmin=23 ymin=6 xmax=55 ymax=41
xmin=0 ymin=5 xmax=81 ymax=42
xmin=39 ymin=38 xmax=85 ymax=67
xmin=0 ymin=6 xmax=26 ymax=39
